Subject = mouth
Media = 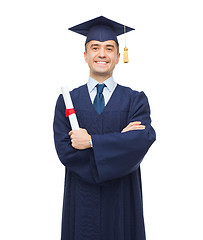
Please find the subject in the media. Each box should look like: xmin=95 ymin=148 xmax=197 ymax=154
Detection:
xmin=95 ymin=61 xmax=109 ymax=65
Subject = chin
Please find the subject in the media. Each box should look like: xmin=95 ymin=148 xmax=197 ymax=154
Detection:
xmin=95 ymin=70 xmax=110 ymax=76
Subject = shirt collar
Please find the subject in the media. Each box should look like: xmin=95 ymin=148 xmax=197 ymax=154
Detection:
xmin=87 ymin=76 xmax=116 ymax=93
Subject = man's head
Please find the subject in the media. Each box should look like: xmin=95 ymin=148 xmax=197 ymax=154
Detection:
xmin=68 ymin=16 xmax=134 ymax=81
xmin=84 ymin=40 xmax=120 ymax=81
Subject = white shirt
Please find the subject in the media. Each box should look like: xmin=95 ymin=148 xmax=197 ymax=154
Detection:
xmin=87 ymin=76 xmax=117 ymax=106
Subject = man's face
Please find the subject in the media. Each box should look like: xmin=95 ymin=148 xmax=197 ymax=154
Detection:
xmin=84 ymin=40 xmax=120 ymax=80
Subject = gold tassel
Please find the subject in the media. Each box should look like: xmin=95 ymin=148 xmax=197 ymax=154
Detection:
xmin=123 ymin=47 xmax=129 ymax=63
xmin=123 ymin=26 xmax=129 ymax=63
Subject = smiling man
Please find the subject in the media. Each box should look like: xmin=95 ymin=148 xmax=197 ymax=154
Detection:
xmin=53 ymin=16 xmax=156 ymax=240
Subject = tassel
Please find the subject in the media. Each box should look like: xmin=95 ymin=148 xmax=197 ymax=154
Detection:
xmin=123 ymin=26 xmax=129 ymax=63
xmin=123 ymin=47 xmax=129 ymax=63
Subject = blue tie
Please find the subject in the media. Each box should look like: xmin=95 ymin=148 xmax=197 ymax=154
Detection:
xmin=93 ymin=84 xmax=106 ymax=114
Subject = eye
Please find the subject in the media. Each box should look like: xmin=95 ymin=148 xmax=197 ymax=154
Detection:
xmin=107 ymin=47 xmax=113 ymax=52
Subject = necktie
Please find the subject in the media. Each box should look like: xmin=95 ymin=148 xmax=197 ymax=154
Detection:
xmin=93 ymin=83 xmax=106 ymax=114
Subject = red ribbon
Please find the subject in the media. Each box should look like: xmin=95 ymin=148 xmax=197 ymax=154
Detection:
xmin=65 ymin=108 xmax=75 ymax=117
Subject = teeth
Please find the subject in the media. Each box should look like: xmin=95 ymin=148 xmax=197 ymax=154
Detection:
xmin=97 ymin=61 xmax=107 ymax=64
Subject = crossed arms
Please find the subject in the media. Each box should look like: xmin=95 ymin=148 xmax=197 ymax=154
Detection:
xmin=69 ymin=121 xmax=146 ymax=150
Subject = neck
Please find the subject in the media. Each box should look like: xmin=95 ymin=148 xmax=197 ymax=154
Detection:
xmin=89 ymin=73 xmax=112 ymax=83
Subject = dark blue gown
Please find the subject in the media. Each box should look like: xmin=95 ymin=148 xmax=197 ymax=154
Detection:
xmin=53 ymin=84 xmax=156 ymax=240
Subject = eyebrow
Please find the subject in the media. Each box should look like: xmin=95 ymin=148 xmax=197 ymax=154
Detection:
xmin=90 ymin=44 xmax=99 ymax=48
xmin=90 ymin=44 xmax=115 ymax=48
xmin=106 ymin=44 xmax=115 ymax=48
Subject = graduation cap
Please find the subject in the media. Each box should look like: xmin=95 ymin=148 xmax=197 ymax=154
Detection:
xmin=68 ymin=16 xmax=135 ymax=63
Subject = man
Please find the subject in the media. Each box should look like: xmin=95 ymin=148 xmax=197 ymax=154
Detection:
xmin=53 ymin=16 xmax=156 ymax=240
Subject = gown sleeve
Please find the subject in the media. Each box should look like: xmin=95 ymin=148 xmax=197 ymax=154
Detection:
xmin=53 ymin=94 xmax=97 ymax=184
xmin=90 ymin=91 xmax=156 ymax=183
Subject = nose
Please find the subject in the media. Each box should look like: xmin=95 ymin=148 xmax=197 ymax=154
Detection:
xmin=98 ymin=47 xmax=106 ymax=58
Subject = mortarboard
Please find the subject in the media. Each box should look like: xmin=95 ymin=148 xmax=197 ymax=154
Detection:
xmin=68 ymin=16 xmax=135 ymax=63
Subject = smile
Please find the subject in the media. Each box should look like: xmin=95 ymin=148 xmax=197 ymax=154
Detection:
xmin=95 ymin=61 xmax=109 ymax=65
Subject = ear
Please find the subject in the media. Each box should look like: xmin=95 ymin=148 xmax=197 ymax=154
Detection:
xmin=116 ymin=53 xmax=120 ymax=64
xmin=84 ymin=51 xmax=88 ymax=63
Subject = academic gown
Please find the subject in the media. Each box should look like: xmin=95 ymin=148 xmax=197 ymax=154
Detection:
xmin=53 ymin=84 xmax=156 ymax=240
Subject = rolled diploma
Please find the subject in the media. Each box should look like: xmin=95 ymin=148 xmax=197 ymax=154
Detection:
xmin=61 ymin=86 xmax=80 ymax=130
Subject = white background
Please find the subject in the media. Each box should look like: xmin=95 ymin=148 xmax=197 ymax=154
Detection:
xmin=0 ymin=0 xmax=203 ymax=239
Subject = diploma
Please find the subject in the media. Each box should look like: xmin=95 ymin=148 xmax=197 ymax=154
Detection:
xmin=61 ymin=86 xmax=80 ymax=130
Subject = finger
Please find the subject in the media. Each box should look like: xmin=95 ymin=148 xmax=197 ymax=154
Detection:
xmin=69 ymin=131 xmax=73 ymax=136
xmin=129 ymin=125 xmax=145 ymax=130
xmin=128 ymin=124 xmax=145 ymax=129
xmin=134 ymin=126 xmax=145 ymax=130
xmin=129 ymin=121 xmax=142 ymax=126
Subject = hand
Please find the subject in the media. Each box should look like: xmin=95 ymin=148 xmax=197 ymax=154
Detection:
xmin=69 ymin=128 xmax=91 ymax=150
xmin=121 ymin=121 xmax=145 ymax=133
